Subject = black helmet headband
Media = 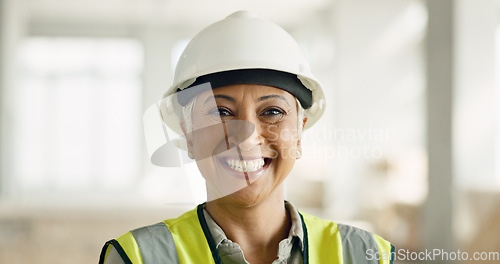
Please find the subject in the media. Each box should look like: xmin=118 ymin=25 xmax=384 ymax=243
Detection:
xmin=176 ymin=69 xmax=312 ymax=109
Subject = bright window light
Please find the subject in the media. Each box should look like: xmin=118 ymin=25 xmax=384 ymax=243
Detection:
xmin=13 ymin=37 xmax=144 ymax=195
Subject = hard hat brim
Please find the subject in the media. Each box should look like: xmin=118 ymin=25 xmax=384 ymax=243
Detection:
xmin=175 ymin=69 xmax=313 ymax=109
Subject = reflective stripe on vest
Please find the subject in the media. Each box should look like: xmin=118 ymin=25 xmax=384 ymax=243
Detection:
xmin=131 ymin=222 xmax=179 ymax=263
xmin=99 ymin=205 xmax=394 ymax=264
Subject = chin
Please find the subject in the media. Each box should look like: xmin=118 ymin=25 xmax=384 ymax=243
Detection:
xmin=226 ymin=179 xmax=284 ymax=208
xmin=228 ymin=189 xmax=265 ymax=207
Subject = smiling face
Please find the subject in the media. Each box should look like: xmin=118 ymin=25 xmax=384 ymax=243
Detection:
xmin=185 ymin=84 xmax=306 ymax=206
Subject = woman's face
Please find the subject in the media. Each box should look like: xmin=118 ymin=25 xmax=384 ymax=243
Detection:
xmin=186 ymin=84 xmax=304 ymax=206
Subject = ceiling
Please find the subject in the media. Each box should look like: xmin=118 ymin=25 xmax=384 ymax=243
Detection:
xmin=22 ymin=0 xmax=333 ymax=28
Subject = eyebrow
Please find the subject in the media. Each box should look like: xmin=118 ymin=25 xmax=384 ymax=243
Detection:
xmin=205 ymin=94 xmax=235 ymax=104
xmin=204 ymin=94 xmax=290 ymax=106
xmin=258 ymin=94 xmax=290 ymax=106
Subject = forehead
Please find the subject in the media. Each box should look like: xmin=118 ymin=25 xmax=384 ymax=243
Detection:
xmin=201 ymin=84 xmax=297 ymax=101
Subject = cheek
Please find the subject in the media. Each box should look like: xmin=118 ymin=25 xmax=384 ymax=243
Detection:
xmin=265 ymin=123 xmax=299 ymax=161
xmin=190 ymin=123 xmax=227 ymax=159
xmin=276 ymin=139 xmax=298 ymax=161
xmin=192 ymin=135 xmax=218 ymax=180
xmin=271 ymin=140 xmax=297 ymax=182
xmin=263 ymin=120 xmax=298 ymax=142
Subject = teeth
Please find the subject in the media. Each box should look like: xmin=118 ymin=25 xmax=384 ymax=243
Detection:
xmin=225 ymin=158 xmax=265 ymax=172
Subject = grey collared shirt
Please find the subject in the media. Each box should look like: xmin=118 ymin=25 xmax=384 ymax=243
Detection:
xmin=203 ymin=201 xmax=304 ymax=264
xmin=104 ymin=201 xmax=304 ymax=264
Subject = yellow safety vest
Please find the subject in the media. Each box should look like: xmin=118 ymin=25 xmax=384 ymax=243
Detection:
xmin=99 ymin=204 xmax=394 ymax=264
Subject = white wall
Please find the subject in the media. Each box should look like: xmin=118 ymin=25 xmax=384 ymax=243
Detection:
xmin=325 ymin=0 xmax=426 ymax=220
xmin=454 ymin=0 xmax=498 ymax=190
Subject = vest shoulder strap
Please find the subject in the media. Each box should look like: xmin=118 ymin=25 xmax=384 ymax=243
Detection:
xmin=338 ymin=223 xmax=394 ymax=264
xmin=164 ymin=207 xmax=216 ymax=264
xmin=130 ymin=222 xmax=180 ymax=264
xmin=300 ymin=210 xmax=343 ymax=263
xmin=300 ymin=210 xmax=394 ymax=264
xmin=99 ymin=208 xmax=214 ymax=264
xmin=99 ymin=238 xmax=135 ymax=264
xmin=99 ymin=222 xmax=180 ymax=264
xmin=99 ymin=232 xmax=141 ymax=264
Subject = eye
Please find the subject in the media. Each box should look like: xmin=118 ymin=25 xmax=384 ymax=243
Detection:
xmin=208 ymin=107 xmax=233 ymax=117
xmin=262 ymin=108 xmax=285 ymax=116
xmin=259 ymin=107 xmax=286 ymax=123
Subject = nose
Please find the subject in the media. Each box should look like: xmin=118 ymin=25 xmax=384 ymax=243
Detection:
xmin=237 ymin=124 xmax=263 ymax=151
xmin=224 ymin=119 xmax=263 ymax=151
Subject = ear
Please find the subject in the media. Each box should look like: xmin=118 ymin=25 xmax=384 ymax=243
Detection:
xmin=180 ymin=120 xmax=194 ymax=159
xmin=301 ymin=116 xmax=308 ymax=131
xmin=296 ymin=116 xmax=308 ymax=159
xmin=296 ymin=138 xmax=302 ymax=159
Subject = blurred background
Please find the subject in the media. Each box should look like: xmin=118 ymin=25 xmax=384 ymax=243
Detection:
xmin=0 ymin=0 xmax=499 ymax=263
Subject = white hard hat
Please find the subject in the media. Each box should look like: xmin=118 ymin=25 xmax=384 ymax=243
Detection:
xmin=164 ymin=10 xmax=326 ymax=130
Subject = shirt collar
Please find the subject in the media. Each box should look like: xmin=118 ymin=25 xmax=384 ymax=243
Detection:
xmin=202 ymin=200 xmax=305 ymax=250
xmin=285 ymin=201 xmax=305 ymax=250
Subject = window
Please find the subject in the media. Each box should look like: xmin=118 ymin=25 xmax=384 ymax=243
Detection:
xmin=12 ymin=37 xmax=144 ymax=196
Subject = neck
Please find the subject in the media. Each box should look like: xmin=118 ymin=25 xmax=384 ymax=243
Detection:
xmin=205 ymin=187 xmax=291 ymax=262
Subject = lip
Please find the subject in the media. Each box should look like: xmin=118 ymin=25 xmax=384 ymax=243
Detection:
xmin=216 ymin=156 xmax=272 ymax=181
xmin=220 ymin=155 xmax=266 ymax=161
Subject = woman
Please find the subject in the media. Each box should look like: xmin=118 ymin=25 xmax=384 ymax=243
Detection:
xmin=99 ymin=10 xmax=394 ymax=264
